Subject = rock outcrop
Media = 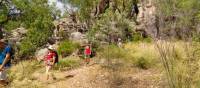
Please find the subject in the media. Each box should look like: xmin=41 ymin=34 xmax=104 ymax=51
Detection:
xmin=53 ymin=17 xmax=88 ymax=44
xmin=6 ymin=27 xmax=27 ymax=43
xmin=136 ymin=0 xmax=158 ymax=38
xmin=35 ymin=48 xmax=48 ymax=61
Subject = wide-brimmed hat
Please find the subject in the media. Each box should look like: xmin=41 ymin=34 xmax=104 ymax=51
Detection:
xmin=48 ymin=45 xmax=54 ymax=50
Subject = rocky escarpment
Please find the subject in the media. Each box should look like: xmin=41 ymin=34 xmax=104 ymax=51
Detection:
xmin=136 ymin=0 xmax=158 ymax=38
xmin=53 ymin=16 xmax=88 ymax=44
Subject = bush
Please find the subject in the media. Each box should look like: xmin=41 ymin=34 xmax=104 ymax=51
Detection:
xmin=124 ymin=42 xmax=159 ymax=69
xmin=57 ymin=40 xmax=80 ymax=57
xmin=132 ymin=33 xmax=152 ymax=43
xmin=19 ymin=27 xmax=53 ymax=58
xmin=4 ymin=20 xmax=21 ymax=31
xmin=99 ymin=45 xmax=130 ymax=60
xmin=11 ymin=0 xmax=55 ymax=58
xmin=132 ymin=33 xmax=143 ymax=42
xmin=135 ymin=57 xmax=150 ymax=69
xmin=19 ymin=41 xmax=37 ymax=58
xmin=98 ymin=45 xmax=133 ymax=68
xmin=54 ymin=57 xmax=80 ymax=70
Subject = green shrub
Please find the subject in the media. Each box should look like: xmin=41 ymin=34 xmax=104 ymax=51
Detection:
xmin=98 ymin=45 xmax=133 ymax=68
xmin=10 ymin=0 xmax=55 ymax=58
xmin=54 ymin=57 xmax=80 ymax=70
xmin=193 ymin=34 xmax=200 ymax=42
xmin=19 ymin=27 xmax=53 ymax=58
xmin=132 ymin=33 xmax=152 ymax=43
xmin=132 ymin=33 xmax=143 ymax=42
xmin=58 ymin=40 xmax=80 ymax=57
xmin=19 ymin=41 xmax=37 ymax=57
xmin=99 ymin=45 xmax=129 ymax=60
xmin=4 ymin=20 xmax=21 ymax=31
xmin=135 ymin=57 xmax=150 ymax=69
xmin=125 ymin=42 xmax=159 ymax=69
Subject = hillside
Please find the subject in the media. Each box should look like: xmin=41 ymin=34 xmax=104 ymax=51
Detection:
xmin=0 ymin=0 xmax=200 ymax=88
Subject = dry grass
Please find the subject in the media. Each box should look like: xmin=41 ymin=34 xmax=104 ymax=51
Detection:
xmin=7 ymin=56 xmax=81 ymax=88
xmin=155 ymin=41 xmax=200 ymax=88
xmin=124 ymin=42 xmax=160 ymax=69
xmin=7 ymin=41 xmax=200 ymax=88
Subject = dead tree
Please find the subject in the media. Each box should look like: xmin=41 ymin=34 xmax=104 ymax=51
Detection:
xmin=94 ymin=0 xmax=110 ymax=17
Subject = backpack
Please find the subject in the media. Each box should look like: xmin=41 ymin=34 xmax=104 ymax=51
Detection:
xmin=53 ymin=51 xmax=59 ymax=63
xmin=10 ymin=46 xmax=15 ymax=60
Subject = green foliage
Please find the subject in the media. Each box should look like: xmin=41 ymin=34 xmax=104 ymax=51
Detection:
xmin=125 ymin=42 xmax=159 ymax=69
xmin=193 ymin=33 xmax=200 ymax=42
xmin=135 ymin=57 xmax=150 ymax=69
xmin=132 ymin=33 xmax=152 ymax=43
xmin=0 ymin=4 xmax=8 ymax=23
xmin=4 ymin=20 xmax=21 ymax=31
xmin=68 ymin=0 xmax=97 ymax=21
xmin=9 ymin=0 xmax=55 ymax=57
xmin=19 ymin=41 xmax=36 ymax=57
xmin=99 ymin=45 xmax=130 ymax=60
xmin=87 ymin=8 xmax=134 ymax=43
xmin=58 ymin=40 xmax=80 ymax=57
xmin=157 ymin=0 xmax=200 ymax=39
xmin=54 ymin=57 xmax=80 ymax=70
xmin=132 ymin=33 xmax=143 ymax=42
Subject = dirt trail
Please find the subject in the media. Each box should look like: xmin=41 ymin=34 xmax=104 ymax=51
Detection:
xmin=47 ymin=65 xmax=108 ymax=88
xmin=39 ymin=64 xmax=165 ymax=88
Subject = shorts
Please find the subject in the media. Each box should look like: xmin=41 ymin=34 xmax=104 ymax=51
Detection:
xmin=0 ymin=67 xmax=9 ymax=80
xmin=84 ymin=55 xmax=90 ymax=59
xmin=45 ymin=60 xmax=53 ymax=66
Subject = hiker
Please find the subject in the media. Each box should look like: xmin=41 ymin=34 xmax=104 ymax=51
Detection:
xmin=117 ymin=38 xmax=123 ymax=48
xmin=84 ymin=44 xmax=92 ymax=65
xmin=0 ymin=40 xmax=12 ymax=86
xmin=44 ymin=45 xmax=57 ymax=80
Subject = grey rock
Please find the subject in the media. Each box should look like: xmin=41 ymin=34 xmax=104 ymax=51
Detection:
xmin=35 ymin=48 xmax=48 ymax=61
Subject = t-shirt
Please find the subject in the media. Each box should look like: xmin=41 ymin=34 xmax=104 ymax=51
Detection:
xmin=84 ymin=48 xmax=91 ymax=55
xmin=45 ymin=51 xmax=56 ymax=65
xmin=45 ymin=51 xmax=56 ymax=61
xmin=0 ymin=45 xmax=11 ymax=67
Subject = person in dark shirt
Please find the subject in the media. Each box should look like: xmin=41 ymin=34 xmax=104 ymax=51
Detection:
xmin=0 ymin=40 xmax=11 ymax=86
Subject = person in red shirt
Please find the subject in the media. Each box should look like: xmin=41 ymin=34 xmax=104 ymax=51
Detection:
xmin=84 ymin=45 xmax=92 ymax=65
xmin=44 ymin=45 xmax=56 ymax=80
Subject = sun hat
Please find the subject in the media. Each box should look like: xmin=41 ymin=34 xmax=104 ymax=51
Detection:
xmin=48 ymin=45 xmax=54 ymax=50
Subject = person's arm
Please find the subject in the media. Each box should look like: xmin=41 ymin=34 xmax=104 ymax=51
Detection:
xmin=90 ymin=45 xmax=92 ymax=55
xmin=51 ymin=56 xmax=56 ymax=65
xmin=0 ymin=53 xmax=11 ymax=70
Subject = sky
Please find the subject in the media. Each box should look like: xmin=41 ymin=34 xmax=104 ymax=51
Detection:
xmin=48 ymin=0 xmax=77 ymax=15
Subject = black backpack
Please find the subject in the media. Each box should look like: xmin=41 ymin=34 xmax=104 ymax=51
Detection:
xmin=10 ymin=46 xmax=15 ymax=60
xmin=54 ymin=51 xmax=59 ymax=63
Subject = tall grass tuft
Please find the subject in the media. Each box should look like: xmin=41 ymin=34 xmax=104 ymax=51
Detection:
xmin=125 ymin=42 xmax=160 ymax=69
xmin=155 ymin=41 xmax=200 ymax=88
xmin=53 ymin=56 xmax=81 ymax=70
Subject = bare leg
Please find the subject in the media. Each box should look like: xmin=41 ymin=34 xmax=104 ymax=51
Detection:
xmin=46 ymin=66 xmax=51 ymax=80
